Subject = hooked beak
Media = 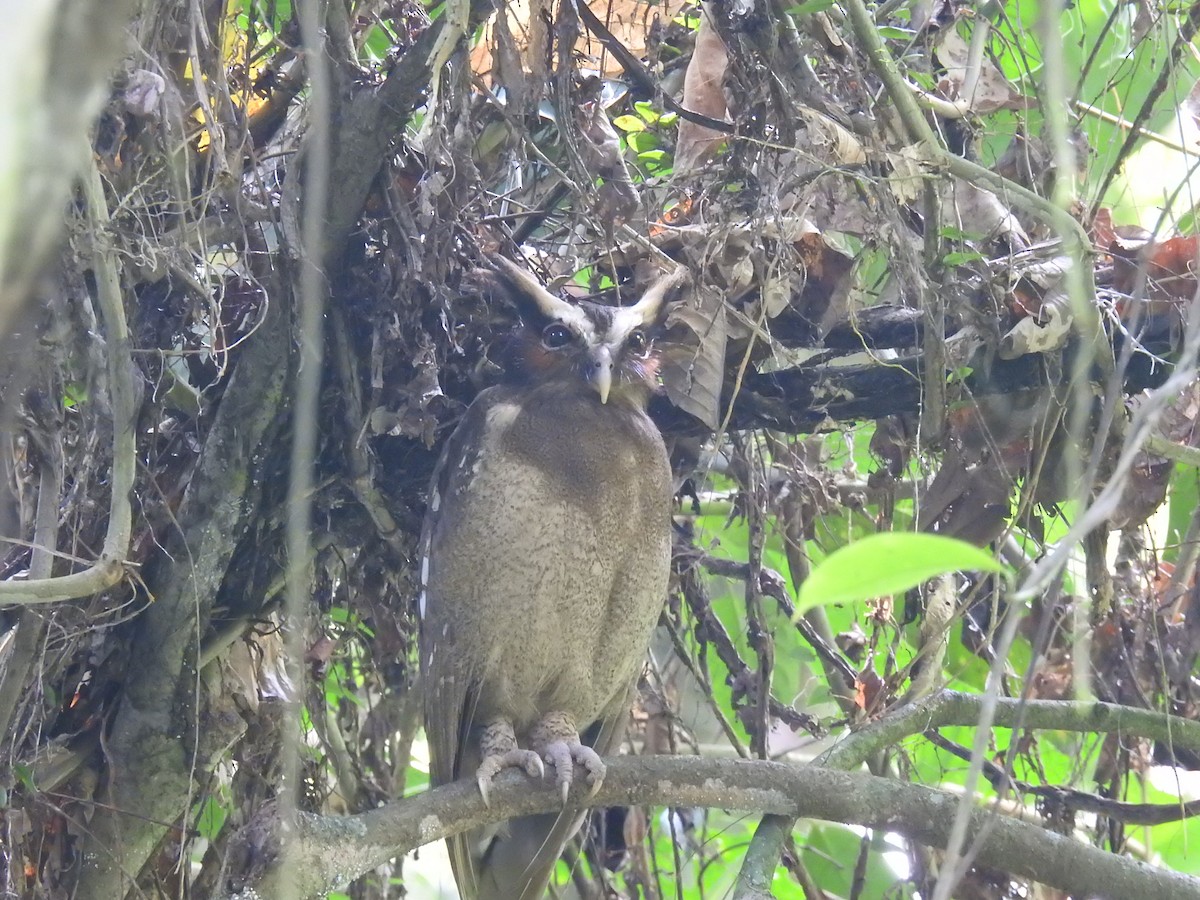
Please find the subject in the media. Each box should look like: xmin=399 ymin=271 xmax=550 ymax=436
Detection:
xmin=589 ymin=346 xmax=613 ymax=404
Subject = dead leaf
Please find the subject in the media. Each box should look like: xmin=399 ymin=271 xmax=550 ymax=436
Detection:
xmin=935 ymin=28 xmax=1032 ymax=114
xmin=887 ymin=144 xmax=937 ymax=205
xmin=999 ymin=295 xmax=1071 ymax=358
xmin=854 ymin=667 xmax=887 ymax=714
xmin=942 ymin=178 xmax=1028 ymax=248
xmin=1112 ymin=232 xmax=1200 ymax=304
xmin=660 ymin=286 xmax=727 ymax=429
xmin=576 ymin=88 xmax=639 ymax=227
xmin=796 ymin=108 xmax=866 ymax=165
xmin=469 ymin=0 xmax=687 ymax=80
xmin=675 ymin=5 xmax=730 ymax=172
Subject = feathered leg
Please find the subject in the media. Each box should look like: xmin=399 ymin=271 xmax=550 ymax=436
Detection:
xmin=475 ymin=717 xmax=544 ymax=806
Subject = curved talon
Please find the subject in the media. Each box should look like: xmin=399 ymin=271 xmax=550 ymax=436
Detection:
xmin=475 ymin=748 xmax=545 ymax=807
xmin=541 ymin=742 xmax=574 ymax=803
xmin=541 ymin=741 xmax=606 ymax=804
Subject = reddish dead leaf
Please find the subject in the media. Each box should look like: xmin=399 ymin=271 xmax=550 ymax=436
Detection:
xmin=866 ymin=595 xmax=893 ymax=624
xmin=1144 ymin=234 xmax=1200 ymax=300
xmin=649 ymin=196 xmax=695 ymax=238
xmin=1091 ymin=207 xmax=1116 ymax=250
xmin=1009 ymin=283 xmax=1042 ymax=318
xmin=305 ymin=635 xmax=336 ymax=668
xmin=1029 ymin=650 xmax=1073 ymax=700
xmin=1109 ymin=230 xmax=1200 ymax=309
xmin=1151 ymin=560 xmax=1176 ymax=602
xmin=854 ymin=667 xmax=887 ymax=714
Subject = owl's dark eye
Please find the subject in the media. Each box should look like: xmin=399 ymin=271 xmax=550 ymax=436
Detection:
xmin=627 ymin=329 xmax=648 ymax=353
xmin=542 ymin=323 xmax=574 ymax=349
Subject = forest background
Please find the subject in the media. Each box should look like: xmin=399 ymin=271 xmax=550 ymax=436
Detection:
xmin=4 ymin=0 xmax=1200 ymax=898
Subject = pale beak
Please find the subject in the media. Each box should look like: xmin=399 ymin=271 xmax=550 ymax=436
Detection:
xmin=589 ymin=345 xmax=613 ymax=404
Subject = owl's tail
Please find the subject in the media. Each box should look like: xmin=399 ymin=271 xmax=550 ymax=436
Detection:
xmin=473 ymin=810 xmax=586 ymax=900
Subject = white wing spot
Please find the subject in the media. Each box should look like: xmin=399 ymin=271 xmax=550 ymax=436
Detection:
xmin=430 ymin=489 xmax=440 ymax=512
xmin=418 ymin=589 xmax=427 ymax=618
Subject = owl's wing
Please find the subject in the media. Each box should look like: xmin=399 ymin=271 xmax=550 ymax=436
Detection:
xmin=418 ymin=392 xmax=496 ymax=789
xmin=419 ymin=390 xmax=500 ymax=898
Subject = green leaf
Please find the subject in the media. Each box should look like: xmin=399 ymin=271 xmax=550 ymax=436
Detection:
xmin=360 ymin=24 xmax=394 ymax=61
xmin=785 ymin=0 xmax=837 ymax=15
xmin=634 ymin=100 xmax=660 ymax=123
xmin=939 ymin=225 xmax=987 ymax=241
xmin=612 ymin=114 xmax=646 ymax=132
xmin=62 ymin=381 xmax=88 ymax=409
xmin=659 ymin=111 xmax=679 ymax=127
xmin=195 ymin=795 xmax=228 ymax=841
xmin=14 ymin=764 xmax=35 ymax=792
xmin=947 ymin=365 xmax=974 ymax=384
xmin=876 ymin=25 xmax=915 ymax=40
xmin=626 ymin=131 xmax=659 ymax=153
xmin=794 ymin=532 xmax=1005 ymax=618
xmin=942 ymin=249 xmax=985 ymax=267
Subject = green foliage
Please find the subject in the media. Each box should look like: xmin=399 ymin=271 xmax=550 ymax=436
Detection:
xmin=194 ymin=794 xmax=228 ymax=842
xmin=801 ymin=824 xmax=912 ymax=898
xmin=987 ymin=1 xmax=1200 ymax=214
xmin=1166 ymin=464 xmax=1198 ymax=563
xmin=795 ymin=533 xmax=1006 ymax=618
xmin=61 ymin=381 xmax=87 ymax=409
xmin=785 ymin=0 xmax=837 ymax=15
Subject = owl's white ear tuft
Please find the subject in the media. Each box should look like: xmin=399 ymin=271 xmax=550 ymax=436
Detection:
xmin=489 ymin=255 xmax=575 ymax=321
xmin=630 ymin=265 xmax=690 ymax=325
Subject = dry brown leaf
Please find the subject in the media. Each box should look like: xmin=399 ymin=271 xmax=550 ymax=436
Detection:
xmin=675 ymin=4 xmax=730 ymax=172
xmin=576 ymin=90 xmax=639 ymax=226
xmin=470 ymin=0 xmax=687 ymax=79
xmin=886 ymin=144 xmax=935 ymax=205
xmin=941 ymin=178 xmax=1028 ymax=247
xmin=796 ymin=107 xmax=866 ymax=165
xmin=660 ymin=285 xmax=727 ymax=429
xmin=934 ymin=28 xmax=1032 ymax=115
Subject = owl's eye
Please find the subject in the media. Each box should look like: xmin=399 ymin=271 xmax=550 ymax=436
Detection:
xmin=627 ymin=329 xmax=648 ymax=353
xmin=542 ymin=323 xmax=574 ymax=349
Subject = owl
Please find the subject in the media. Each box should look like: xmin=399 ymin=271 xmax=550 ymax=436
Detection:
xmin=419 ymin=256 xmax=686 ymax=899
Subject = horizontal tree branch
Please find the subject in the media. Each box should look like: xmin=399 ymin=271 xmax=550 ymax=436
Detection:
xmin=926 ymin=730 xmax=1200 ymax=826
xmin=230 ymin=754 xmax=1200 ymax=899
xmin=821 ymin=689 xmax=1200 ymax=770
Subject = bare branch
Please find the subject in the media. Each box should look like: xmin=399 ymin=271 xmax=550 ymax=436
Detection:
xmin=229 ymin=755 xmax=1200 ymax=900
xmin=0 ymin=148 xmax=136 ymax=605
xmin=821 ymin=690 xmax=1200 ymax=771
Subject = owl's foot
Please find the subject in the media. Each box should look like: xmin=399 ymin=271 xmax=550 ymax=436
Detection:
xmin=476 ymin=718 xmax=545 ymax=807
xmin=531 ymin=712 xmax=606 ymax=804
xmin=541 ymin=741 xmax=605 ymax=803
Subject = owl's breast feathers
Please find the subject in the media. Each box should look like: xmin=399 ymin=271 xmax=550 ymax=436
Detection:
xmin=420 ymin=381 xmax=672 ymax=767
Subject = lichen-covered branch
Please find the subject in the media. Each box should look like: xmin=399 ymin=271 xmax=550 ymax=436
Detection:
xmin=228 ymin=755 xmax=1200 ymax=900
xmin=821 ymin=689 xmax=1200 ymax=771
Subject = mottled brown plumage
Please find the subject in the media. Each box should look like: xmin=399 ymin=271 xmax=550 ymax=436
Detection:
xmin=419 ymin=257 xmax=685 ymax=899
